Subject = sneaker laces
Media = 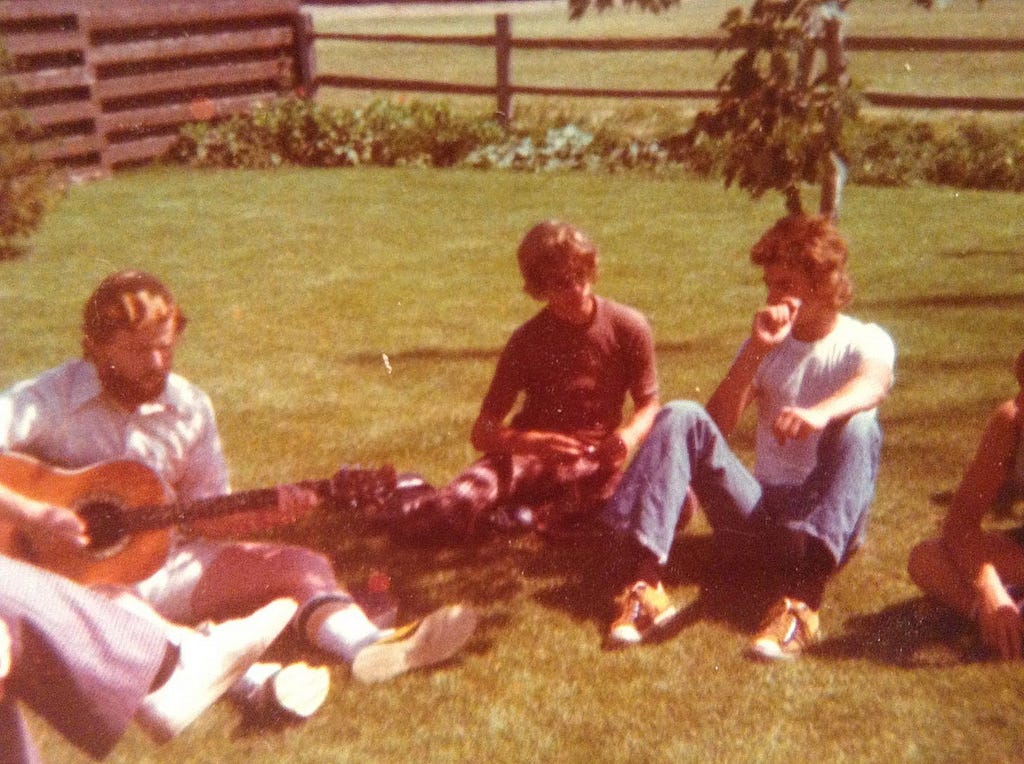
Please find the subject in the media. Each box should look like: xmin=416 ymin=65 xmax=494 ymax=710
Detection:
xmin=616 ymin=584 xmax=646 ymax=626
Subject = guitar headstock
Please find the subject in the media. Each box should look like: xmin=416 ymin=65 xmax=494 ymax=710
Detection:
xmin=325 ymin=464 xmax=397 ymax=513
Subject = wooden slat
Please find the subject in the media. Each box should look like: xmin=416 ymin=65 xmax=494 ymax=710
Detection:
xmin=863 ymin=91 xmax=1024 ymax=112
xmin=11 ymin=66 xmax=90 ymax=94
xmin=318 ymin=74 xmax=720 ymax=101
xmin=102 ymin=132 xmax=180 ymax=166
xmin=513 ymin=83 xmax=719 ymax=100
xmin=24 ymin=100 xmax=94 ymax=126
xmin=90 ymin=27 xmax=293 ymax=67
xmin=84 ymin=0 xmax=299 ymax=30
xmin=316 ymin=31 xmax=494 ymax=47
xmin=35 ymin=132 xmax=102 ymax=160
xmin=2 ymin=30 xmax=84 ymax=56
xmin=317 ymin=74 xmax=494 ymax=97
xmin=316 ymin=29 xmax=1024 ymax=55
xmin=847 ymin=35 xmax=1024 ymax=53
xmin=98 ymin=91 xmax=275 ymax=134
xmin=94 ymin=60 xmax=287 ymax=101
xmin=0 ymin=1 xmax=77 ymax=23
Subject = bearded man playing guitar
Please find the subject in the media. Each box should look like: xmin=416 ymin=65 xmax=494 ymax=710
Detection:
xmin=0 ymin=271 xmax=476 ymax=719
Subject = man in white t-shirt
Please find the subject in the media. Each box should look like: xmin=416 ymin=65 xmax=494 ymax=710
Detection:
xmin=602 ymin=214 xmax=895 ymax=659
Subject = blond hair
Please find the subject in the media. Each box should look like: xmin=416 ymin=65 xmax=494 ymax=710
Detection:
xmin=82 ymin=270 xmax=186 ymax=347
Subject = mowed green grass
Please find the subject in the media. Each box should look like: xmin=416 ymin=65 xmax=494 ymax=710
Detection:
xmin=310 ymin=0 xmax=1024 ymax=124
xmin=5 ymin=165 xmax=1024 ymax=763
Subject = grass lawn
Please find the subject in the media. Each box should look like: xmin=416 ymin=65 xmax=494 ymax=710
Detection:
xmin=5 ymin=165 xmax=1024 ymax=762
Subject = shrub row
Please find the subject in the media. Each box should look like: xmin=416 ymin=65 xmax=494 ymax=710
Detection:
xmin=170 ymin=97 xmax=1024 ymax=193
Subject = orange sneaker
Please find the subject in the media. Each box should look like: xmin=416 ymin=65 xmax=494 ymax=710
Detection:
xmin=608 ymin=581 xmax=677 ymax=646
xmin=748 ymin=597 xmax=820 ymax=661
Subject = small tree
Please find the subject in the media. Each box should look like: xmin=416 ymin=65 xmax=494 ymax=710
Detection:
xmin=687 ymin=0 xmax=855 ymax=218
xmin=0 ymin=43 xmax=61 ymax=258
xmin=568 ymin=0 xmax=943 ymax=219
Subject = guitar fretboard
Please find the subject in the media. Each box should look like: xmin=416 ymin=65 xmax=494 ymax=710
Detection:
xmin=119 ymin=484 xmax=311 ymax=532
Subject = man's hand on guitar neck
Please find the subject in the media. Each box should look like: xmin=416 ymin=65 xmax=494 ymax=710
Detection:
xmin=0 ymin=483 xmax=88 ymax=548
xmin=187 ymin=483 xmax=319 ymax=539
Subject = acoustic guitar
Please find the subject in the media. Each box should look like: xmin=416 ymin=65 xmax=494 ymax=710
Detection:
xmin=0 ymin=452 xmax=395 ymax=586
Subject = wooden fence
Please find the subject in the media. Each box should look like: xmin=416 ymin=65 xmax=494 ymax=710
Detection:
xmin=315 ymin=14 xmax=1024 ymax=122
xmin=5 ymin=4 xmax=1023 ymax=178
xmin=0 ymin=0 xmax=315 ymax=178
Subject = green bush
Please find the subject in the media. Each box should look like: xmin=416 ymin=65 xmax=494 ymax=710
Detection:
xmin=844 ymin=118 xmax=936 ymax=187
xmin=0 ymin=46 xmax=62 ymax=258
xmin=927 ymin=120 xmax=1024 ymax=192
xmin=172 ymin=98 xmax=505 ymax=169
xmin=169 ymin=96 xmax=1024 ymax=193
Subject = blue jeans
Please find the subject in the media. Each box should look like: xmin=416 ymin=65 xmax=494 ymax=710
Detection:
xmin=601 ymin=400 xmax=883 ymax=567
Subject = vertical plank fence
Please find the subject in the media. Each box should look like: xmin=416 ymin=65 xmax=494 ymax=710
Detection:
xmin=0 ymin=0 xmax=314 ymax=178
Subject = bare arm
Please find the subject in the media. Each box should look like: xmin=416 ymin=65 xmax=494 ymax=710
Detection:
xmin=470 ymin=413 xmax=589 ymax=462
xmin=706 ymin=341 xmax=767 ymax=438
xmin=592 ymin=394 xmax=661 ymax=469
xmin=941 ymin=399 xmax=1024 ymax=659
xmin=706 ymin=298 xmax=800 ymax=437
xmin=943 ymin=400 xmax=1019 ymax=545
xmin=770 ymin=357 xmax=892 ymax=444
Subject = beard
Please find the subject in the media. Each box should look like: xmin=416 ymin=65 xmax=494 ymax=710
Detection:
xmin=96 ymin=364 xmax=168 ymax=409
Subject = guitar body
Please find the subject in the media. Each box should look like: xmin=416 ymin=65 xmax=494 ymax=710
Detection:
xmin=0 ymin=453 xmax=172 ymax=586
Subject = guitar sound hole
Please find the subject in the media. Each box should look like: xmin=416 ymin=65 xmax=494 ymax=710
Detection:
xmin=78 ymin=501 xmax=129 ymax=555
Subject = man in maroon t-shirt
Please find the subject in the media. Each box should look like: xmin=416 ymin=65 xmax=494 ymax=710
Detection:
xmin=393 ymin=220 xmax=660 ymax=540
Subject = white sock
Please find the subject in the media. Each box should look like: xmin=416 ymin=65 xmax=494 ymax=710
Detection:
xmin=306 ymin=603 xmax=383 ymax=663
xmin=228 ymin=662 xmax=282 ymax=701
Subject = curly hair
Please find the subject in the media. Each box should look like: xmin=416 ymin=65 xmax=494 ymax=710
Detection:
xmin=516 ymin=220 xmax=599 ymax=296
xmin=82 ymin=270 xmax=187 ymax=347
xmin=750 ymin=214 xmax=853 ymax=309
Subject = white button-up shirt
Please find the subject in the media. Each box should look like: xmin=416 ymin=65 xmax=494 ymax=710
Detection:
xmin=0 ymin=359 xmax=229 ymax=503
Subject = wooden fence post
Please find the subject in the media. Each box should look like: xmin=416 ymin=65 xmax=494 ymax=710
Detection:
xmin=295 ymin=11 xmax=318 ymax=98
xmin=495 ymin=13 xmax=512 ymax=125
xmin=77 ymin=6 xmax=110 ymax=177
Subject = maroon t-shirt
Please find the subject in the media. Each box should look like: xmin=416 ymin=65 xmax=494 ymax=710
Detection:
xmin=478 ymin=296 xmax=658 ymax=443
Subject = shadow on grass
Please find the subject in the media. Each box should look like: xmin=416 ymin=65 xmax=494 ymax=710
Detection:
xmin=342 ymin=340 xmax=698 ymax=367
xmin=862 ymin=291 xmax=1024 ymax=311
xmin=256 ymin=508 xmax=997 ymax=688
xmin=497 ymin=529 xmax=990 ymax=666
xmin=814 ymin=596 xmax=982 ymax=668
xmin=524 ymin=531 xmax=781 ymax=642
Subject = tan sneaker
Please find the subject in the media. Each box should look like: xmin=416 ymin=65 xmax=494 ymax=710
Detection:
xmin=748 ymin=597 xmax=820 ymax=661
xmin=231 ymin=661 xmax=330 ymax=720
xmin=608 ymin=581 xmax=678 ymax=646
xmin=351 ymin=604 xmax=478 ymax=683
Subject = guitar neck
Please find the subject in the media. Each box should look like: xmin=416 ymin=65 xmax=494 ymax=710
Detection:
xmin=123 ymin=480 xmax=330 ymax=533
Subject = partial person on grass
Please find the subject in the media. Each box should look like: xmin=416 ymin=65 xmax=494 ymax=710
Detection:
xmin=602 ymin=214 xmax=895 ymax=660
xmin=0 ymin=270 xmax=477 ymax=723
xmin=908 ymin=348 xmax=1024 ymax=660
xmin=0 ymin=486 xmax=299 ymax=762
xmin=387 ymin=219 xmax=660 ymax=542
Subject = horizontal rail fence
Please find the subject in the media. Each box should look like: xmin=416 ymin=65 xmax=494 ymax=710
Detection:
xmin=0 ymin=0 xmax=315 ymax=176
xmin=315 ymin=15 xmax=1024 ymax=121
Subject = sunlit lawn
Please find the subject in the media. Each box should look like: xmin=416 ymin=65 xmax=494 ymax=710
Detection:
xmin=5 ymin=165 xmax=1023 ymax=762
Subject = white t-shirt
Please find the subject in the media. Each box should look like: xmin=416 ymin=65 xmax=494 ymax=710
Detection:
xmin=751 ymin=314 xmax=896 ymax=486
